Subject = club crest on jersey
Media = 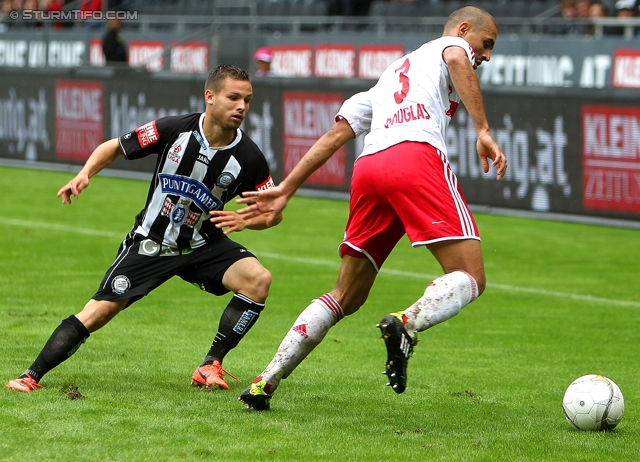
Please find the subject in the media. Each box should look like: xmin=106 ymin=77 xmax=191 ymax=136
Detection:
xmin=135 ymin=121 xmax=159 ymax=148
xmin=170 ymin=199 xmax=190 ymax=226
xmin=111 ymin=275 xmax=130 ymax=295
xmin=216 ymin=172 xmax=235 ymax=189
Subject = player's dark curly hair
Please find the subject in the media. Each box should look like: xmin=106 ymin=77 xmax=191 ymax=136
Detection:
xmin=204 ymin=64 xmax=251 ymax=92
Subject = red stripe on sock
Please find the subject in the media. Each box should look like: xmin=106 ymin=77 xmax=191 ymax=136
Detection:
xmin=318 ymin=293 xmax=344 ymax=321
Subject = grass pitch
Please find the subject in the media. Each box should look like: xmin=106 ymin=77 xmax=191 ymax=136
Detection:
xmin=1 ymin=166 xmax=639 ymax=461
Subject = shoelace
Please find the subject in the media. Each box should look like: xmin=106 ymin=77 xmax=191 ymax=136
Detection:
xmin=219 ymin=366 xmax=241 ymax=383
xmin=20 ymin=376 xmax=43 ymax=390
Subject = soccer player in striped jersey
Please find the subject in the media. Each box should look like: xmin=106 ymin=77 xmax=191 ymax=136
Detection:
xmin=237 ymin=6 xmax=507 ymax=410
xmin=7 ymin=65 xmax=280 ymax=393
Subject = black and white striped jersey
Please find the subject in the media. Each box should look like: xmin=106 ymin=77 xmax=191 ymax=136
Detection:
xmin=119 ymin=112 xmax=274 ymax=250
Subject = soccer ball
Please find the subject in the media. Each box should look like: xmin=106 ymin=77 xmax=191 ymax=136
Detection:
xmin=562 ymin=374 xmax=624 ymax=431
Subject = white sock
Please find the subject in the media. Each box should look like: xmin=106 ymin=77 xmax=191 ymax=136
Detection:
xmin=403 ymin=271 xmax=479 ymax=335
xmin=256 ymin=293 xmax=344 ymax=394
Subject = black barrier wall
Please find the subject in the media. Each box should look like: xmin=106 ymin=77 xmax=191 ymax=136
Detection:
xmin=0 ymin=69 xmax=638 ymax=223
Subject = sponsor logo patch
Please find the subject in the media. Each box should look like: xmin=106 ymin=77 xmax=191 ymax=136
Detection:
xmin=197 ymin=154 xmax=210 ymax=166
xmin=111 ymin=275 xmax=130 ymax=295
xmin=135 ymin=121 xmax=159 ymax=148
xmin=159 ymin=173 xmax=222 ymax=211
xmin=233 ymin=310 xmax=260 ymax=334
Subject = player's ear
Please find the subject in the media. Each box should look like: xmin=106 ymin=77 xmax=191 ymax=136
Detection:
xmin=459 ymin=22 xmax=470 ymax=37
xmin=205 ymin=88 xmax=215 ymax=105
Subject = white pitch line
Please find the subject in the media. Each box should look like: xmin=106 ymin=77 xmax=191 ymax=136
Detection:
xmin=2 ymin=216 xmax=639 ymax=308
xmin=255 ymin=252 xmax=640 ymax=308
xmin=0 ymin=217 xmax=122 ymax=238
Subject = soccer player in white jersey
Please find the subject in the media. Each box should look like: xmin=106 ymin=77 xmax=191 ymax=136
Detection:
xmin=236 ymin=6 xmax=507 ymax=410
xmin=7 ymin=65 xmax=282 ymax=394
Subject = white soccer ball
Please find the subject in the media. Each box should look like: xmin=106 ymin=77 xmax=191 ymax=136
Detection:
xmin=562 ymin=374 xmax=625 ymax=431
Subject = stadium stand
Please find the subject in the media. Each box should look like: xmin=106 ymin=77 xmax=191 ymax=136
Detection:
xmin=123 ymin=0 xmax=560 ymax=18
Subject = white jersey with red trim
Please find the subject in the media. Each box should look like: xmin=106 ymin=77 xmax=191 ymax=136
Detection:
xmin=336 ymin=36 xmax=475 ymax=159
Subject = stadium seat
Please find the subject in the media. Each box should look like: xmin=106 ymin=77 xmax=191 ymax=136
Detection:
xmin=369 ymin=1 xmax=402 ymax=17
xmin=527 ymin=0 xmax=557 ymax=17
xmin=441 ymin=1 xmax=462 ymax=17
xmin=369 ymin=1 xmax=385 ymax=16
xmin=419 ymin=2 xmax=439 ymax=17
xmin=506 ymin=0 xmax=527 ymax=17
xmin=257 ymin=0 xmax=288 ymax=16
xmin=185 ymin=0 xmax=214 ymax=16
xmin=304 ymin=1 xmax=328 ymax=16
xmin=396 ymin=3 xmax=421 ymax=18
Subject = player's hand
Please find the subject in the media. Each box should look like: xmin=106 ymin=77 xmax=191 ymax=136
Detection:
xmin=236 ymin=184 xmax=290 ymax=219
xmin=57 ymin=174 xmax=89 ymax=204
xmin=209 ymin=210 xmax=248 ymax=234
xmin=477 ymin=131 xmax=507 ymax=181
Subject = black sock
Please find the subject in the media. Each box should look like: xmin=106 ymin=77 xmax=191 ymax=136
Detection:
xmin=203 ymin=294 xmax=264 ymax=365
xmin=24 ymin=315 xmax=90 ymax=382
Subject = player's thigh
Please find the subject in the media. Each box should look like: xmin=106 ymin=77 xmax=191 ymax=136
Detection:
xmin=93 ymin=236 xmax=179 ymax=306
xmin=427 ymin=239 xmax=486 ymax=292
xmin=178 ymin=237 xmax=261 ymax=297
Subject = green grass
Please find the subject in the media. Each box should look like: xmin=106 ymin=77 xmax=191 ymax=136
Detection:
xmin=1 ymin=165 xmax=639 ymax=461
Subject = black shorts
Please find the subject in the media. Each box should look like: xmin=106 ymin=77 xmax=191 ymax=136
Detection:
xmin=93 ymin=233 xmax=256 ymax=307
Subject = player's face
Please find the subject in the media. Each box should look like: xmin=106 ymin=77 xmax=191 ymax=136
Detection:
xmin=207 ymin=77 xmax=253 ymax=130
xmin=462 ymin=21 xmax=497 ymax=69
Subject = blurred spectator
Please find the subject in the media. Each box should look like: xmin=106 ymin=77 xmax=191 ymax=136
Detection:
xmin=609 ymin=0 xmax=638 ymax=36
xmin=254 ymin=46 xmax=272 ymax=77
xmin=102 ymin=16 xmax=127 ymax=63
xmin=42 ymin=0 xmax=70 ymax=29
xmin=81 ymin=0 xmax=102 ymax=13
xmin=81 ymin=0 xmax=102 ymax=29
xmin=555 ymin=0 xmax=578 ymax=34
xmin=0 ymin=0 xmax=12 ymax=32
xmin=576 ymin=0 xmax=592 ymax=18
xmin=585 ymin=1 xmax=607 ymax=35
xmin=588 ymin=1 xmax=608 ymax=17
xmin=615 ymin=0 xmax=636 ymax=16
xmin=23 ymin=0 xmax=42 ymax=27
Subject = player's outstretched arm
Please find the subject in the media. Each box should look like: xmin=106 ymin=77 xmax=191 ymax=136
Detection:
xmin=445 ymin=47 xmax=507 ymax=180
xmin=209 ymin=209 xmax=283 ymax=234
xmin=57 ymin=139 xmax=124 ymax=204
xmin=238 ymin=119 xmax=355 ymax=217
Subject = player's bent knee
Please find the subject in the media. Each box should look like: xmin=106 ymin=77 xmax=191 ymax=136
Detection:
xmin=475 ymin=273 xmax=487 ymax=295
xmin=245 ymin=267 xmax=272 ymax=301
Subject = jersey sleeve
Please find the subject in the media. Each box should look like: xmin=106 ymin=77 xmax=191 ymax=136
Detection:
xmin=335 ymin=90 xmax=372 ymax=137
xmin=118 ymin=116 xmax=178 ymax=160
xmin=243 ymin=138 xmax=275 ymax=194
xmin=439 ymin=36 xmax=475 ymax=66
